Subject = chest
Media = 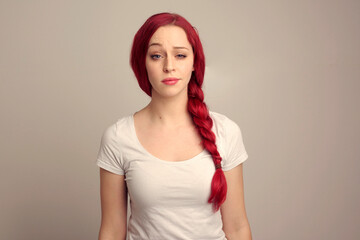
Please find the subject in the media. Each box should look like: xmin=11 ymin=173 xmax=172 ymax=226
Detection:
xmin=135 ymin=124 xmax=204 ymax=162
xmin=125 ymin=154 xmax=215 ymax=209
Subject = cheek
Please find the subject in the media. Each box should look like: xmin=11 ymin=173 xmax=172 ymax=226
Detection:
xmin=181 ymin=61 xmax=194 ymax=75
xmin=145 ymin=61 xmax=157 ymax=78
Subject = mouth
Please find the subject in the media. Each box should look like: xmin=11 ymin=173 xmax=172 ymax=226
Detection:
xmin=162 ymin=78 xmax=180 ymax=85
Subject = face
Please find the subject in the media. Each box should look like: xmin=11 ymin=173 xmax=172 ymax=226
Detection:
xmin=145 ymin=25 xmax=194 ymax=98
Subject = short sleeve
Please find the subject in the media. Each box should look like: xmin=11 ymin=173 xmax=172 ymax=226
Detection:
xmin=221 ymin=117 xmax=249 ymax=171
xmin=96 ymin=124 xmax=125 ymax=175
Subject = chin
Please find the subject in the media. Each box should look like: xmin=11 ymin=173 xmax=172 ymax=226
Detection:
xmin=152 ymin=87 xmax=188 ymax=99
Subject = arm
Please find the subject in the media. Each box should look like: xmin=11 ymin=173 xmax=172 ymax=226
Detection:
xmin=220 ymin=164 xmax=252 ymax=240
xmin=98 ymin=168 xmax=128 ymax=240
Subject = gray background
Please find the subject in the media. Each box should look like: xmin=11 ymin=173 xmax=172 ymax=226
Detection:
xmin=1 ymin=0 xmax=359 ymax=239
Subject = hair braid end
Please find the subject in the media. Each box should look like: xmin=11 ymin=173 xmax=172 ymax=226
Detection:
xmin=208 ymin=168 xmax=227 ymax=212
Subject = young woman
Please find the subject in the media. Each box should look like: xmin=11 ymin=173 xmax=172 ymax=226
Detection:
xmin=96 ymin=12 xmax=252 ymax=240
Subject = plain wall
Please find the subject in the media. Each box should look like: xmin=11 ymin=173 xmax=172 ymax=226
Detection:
xmin=1 ymin=0 xmax=359 ymax=239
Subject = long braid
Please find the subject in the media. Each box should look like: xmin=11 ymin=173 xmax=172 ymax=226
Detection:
xmin=187 ymin=79 xmax=227 ymax=212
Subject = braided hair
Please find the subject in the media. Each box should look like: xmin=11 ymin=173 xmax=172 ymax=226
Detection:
xmin=130 ymin=12 xmax=227 ymax=212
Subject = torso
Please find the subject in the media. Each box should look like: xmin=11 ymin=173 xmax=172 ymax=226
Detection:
xmin=133 ymin=110 xmax=204 ymax=162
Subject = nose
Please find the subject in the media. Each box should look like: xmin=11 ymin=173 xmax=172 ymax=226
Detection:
xmin=163 ymin=57 xmax=175 ymax=73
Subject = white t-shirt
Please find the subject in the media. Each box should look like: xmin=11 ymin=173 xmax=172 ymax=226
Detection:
xmin=96 ymin=111 xmax=248 ymax=240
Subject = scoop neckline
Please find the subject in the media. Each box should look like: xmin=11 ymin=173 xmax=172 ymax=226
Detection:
xmin=129 ymin=112 xmax=208 ymax=165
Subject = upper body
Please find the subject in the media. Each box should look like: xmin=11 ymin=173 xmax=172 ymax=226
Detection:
xmin=97 ymin=110 xmax=249 ymax=240
xmin=97 ymin=12 xmax=252 ymax=240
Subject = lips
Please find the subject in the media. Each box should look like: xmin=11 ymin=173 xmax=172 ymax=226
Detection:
xmin=162 ymin=77 xmax=179 ymax=82
xmin=162 ymin=78 xmax=180 ymax=85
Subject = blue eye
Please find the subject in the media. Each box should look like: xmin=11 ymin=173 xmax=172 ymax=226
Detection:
xmin=177 ymin=54 xmax=186 ymax=58
xmin=150 ymin=54 xmax=161 ymax=59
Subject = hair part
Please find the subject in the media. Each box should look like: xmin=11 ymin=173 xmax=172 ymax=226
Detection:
xmin=130 ymin=12 xmax=227 ymax=212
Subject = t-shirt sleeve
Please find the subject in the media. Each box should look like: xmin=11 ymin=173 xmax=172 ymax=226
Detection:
xmin=96 ymin=124 xmax=125 ymax=175
xmin=221 ymin=117 xmax=249 ymax=171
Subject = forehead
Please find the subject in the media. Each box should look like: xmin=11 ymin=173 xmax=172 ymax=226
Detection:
xmin=148 ymin=25 xmax=191 ymax=48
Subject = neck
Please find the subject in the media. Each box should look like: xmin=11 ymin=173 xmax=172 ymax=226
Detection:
xmin=145 ymin=89 xmax=193 ymax=128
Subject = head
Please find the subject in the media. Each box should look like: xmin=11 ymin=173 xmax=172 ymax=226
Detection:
xmin=145 ymin=25 xmax=195 ymax=98
xmin=130 ymin=12 xmax=226 ymax=212
xmin=130 ymin=12 xmax=205 ymax=97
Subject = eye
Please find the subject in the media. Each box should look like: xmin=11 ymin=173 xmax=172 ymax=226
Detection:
xmin=176 ymin=54 xmax=187 ymax=58
xmin=150 ymin=54 xmax=161 ymax=60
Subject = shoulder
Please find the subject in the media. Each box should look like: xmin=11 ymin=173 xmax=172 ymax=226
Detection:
xmin=209 ymin=110 xmax=248 ymax=170
xmin=97 ymin=115 xmax=133 ymax=175
xmin=209 ymin=110 xmax=241 ymax=136
xmin=100 ymin=114 xmax=133 ymax=146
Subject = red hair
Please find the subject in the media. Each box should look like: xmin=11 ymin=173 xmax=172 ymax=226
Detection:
xmin=130 ymin=12 xmax=227 ymax=212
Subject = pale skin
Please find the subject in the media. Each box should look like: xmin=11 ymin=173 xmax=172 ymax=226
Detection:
xmin=98 ymin=25 xmax=252 ymax=240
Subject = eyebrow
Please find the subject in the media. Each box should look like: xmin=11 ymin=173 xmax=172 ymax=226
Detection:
xmin=148 ymin=43 xmax=189 ymax=50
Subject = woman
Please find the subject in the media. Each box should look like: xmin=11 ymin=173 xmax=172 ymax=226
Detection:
xmin=96 ymin=12 xmax=252 ymax=240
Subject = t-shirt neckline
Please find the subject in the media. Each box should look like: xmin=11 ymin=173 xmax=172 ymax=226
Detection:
xmin=129 ymin=112 xmax=208 ymax=165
